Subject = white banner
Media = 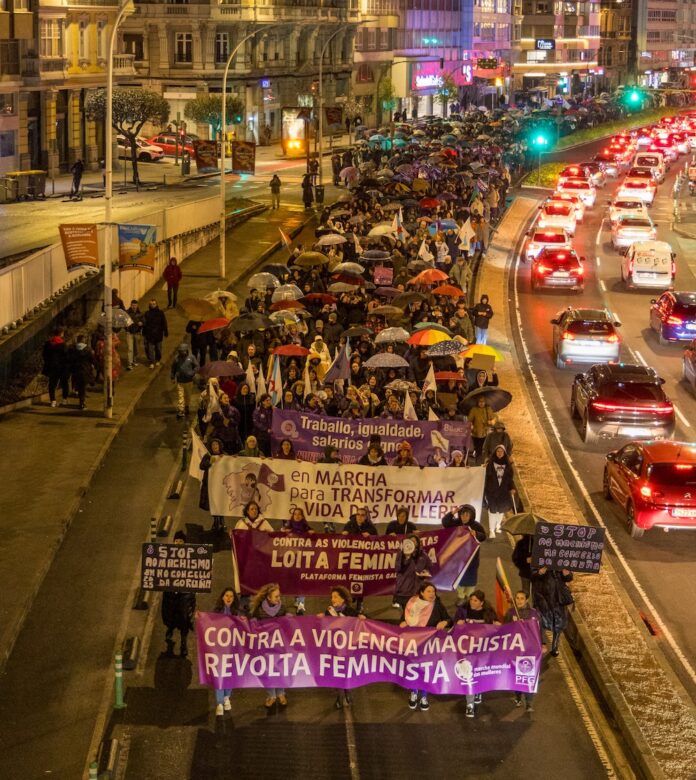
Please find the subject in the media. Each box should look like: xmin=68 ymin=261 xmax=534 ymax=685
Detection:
xmin=208 ymin=457 xmax=485 ymax=525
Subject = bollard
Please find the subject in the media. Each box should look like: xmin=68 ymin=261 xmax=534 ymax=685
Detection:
xmin=158 ymin=514 xmax=173 ymax=537
xmin=181 ymin=431 xmax=190 ymax=473
xmin=89 ymin=761 xmax=98 ymax=780
xmin=114 ymin=651 xmax=127 ymax=710
xmin=168 ymin=479 xmax=183 ymax=500
xmin=150 ymin=516 xmax=158 ymax=542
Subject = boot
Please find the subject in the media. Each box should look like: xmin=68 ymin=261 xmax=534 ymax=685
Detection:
xmin=550 ymin=632 xmax=560 ymax=657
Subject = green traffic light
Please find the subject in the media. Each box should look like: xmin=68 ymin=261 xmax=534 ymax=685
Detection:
xmin=533 ymin=133 xmax=548 ymax=147
xmin=629 ymin=90 xmax=640 ymax=103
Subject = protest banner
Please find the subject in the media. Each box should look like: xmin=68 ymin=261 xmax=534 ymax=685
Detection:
xmin=141 ymin=542 xmax=213 ymax=592
xmin=208 ymin=456 xmax=485 ymax=524
xmin=59 ymin=223 xmax=98 ymax=271
xmin=232 ymin=526 xmax=480 ymax=597
xmin=118 ymin=224 xmax=157 ymax=272
xmin=197 ymin=613 xmax=542 ymax=695
xmin=531 ymin=521 xmax=604 ymax=574
xmin=271 ymin=409 xmax=472 ymax=463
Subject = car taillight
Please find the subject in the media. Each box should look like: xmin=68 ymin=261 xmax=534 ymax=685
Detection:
xmin=561 ymin=331 xmax=575 ymax=340
xmin=628 ymin=260 xmax=634 ymax=274
xmin=591 ymin=400 xmax=674 ymax=414
xmin=671 ymin=261 xmax=676 ymax=276
xmin=640 ymin=484 xmax=664 ymax=501
xmin=666 ymin=315 xmax=682 ymax=325
xmin=536 ymin=264 xmax=551 ymax=274
xmin=573 ymin=266 xmax=584 ymax=276
xmin=607 ymin=333 xmax=619 ymax=343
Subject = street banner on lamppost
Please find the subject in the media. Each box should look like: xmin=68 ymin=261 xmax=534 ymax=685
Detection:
xmin=118 ymin=224 xmax=157 ymax=272
xmin=231 ymin=141 xmax=256 ymax=175
xmin=59 ymin=223 xmax=99 ymax=271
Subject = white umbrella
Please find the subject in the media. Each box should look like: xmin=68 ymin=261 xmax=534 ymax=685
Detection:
xmin=271 ymin=284 xmax=304 ymax=302
xmin=248 ymin=272 xmax=280 ymax=289
xmin=333 ymin=261 xmax=365 ymax=274
xmin=368 ymin=223 xmax=396 ymax=237
xmin=101 ymin=309 xmax=132 ymax=329
xmin=316 ymin=234 xmax=347 ymax=246
xmin=375 ymin=327 xmax=410 ymax=344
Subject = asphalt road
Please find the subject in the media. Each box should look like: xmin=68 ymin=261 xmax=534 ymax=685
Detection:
xmin=511 ymin=147 xmax=696 ymax=700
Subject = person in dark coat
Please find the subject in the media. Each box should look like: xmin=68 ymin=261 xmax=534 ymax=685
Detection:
xmin=358 ymin=443 xmax=387 ymax=466
xmin=343 ymin=507 xmax=378 ymax=536
xmin=386 ymin=506 xmax=417 ymax=535
xmin=67 ymin=334 xmax=95 ymax=410
xmin=70 ymin=158 xmax=84 ymax=197
xmin=233 ymin=382 xmax=256 ymax=443
xmin=250 ymin=582 xmax=288 ymax=711
xmin=401 ymin=582 xmax=451 ymax=711
xmin=318 ymin=444 xmax=342 ymax=464
xmin=161 ymin=530 xmax=196 ymax=657
xmin=142 ymin=299 xmax=168 ymax=367
xmin=441 ymin=504 xmax=487 ymax=603
xmin=162 ymin=257 xmax=183 ymax=309
xmin=512 ymin=534 xmax=534 ymax=595
xmin=481 ymin=419 xmax=513 ymax=463
xmin=252 ymin=394 xmax=274 ymax=454
xmin=504 ymin=590 xmax=544 ymax=712
xmin=483 ymin=445 xmax=516 ymax=535
xmin=212 ymin=587 xmax=239 ymax=715
xmin=471 ymin=294 xmax=494 ymax=344
xmin=454 ymin=589 xmax=497 ymax=718
xmin=532 ymin=567 xmax=574 ymax=657
xmin=301 ymin=173 xmax=314 ymax=209
xmin=42 ymin=326 xmax=70 ymax=407
xmin=199 ymin=438 xmax=225 ymax=531
xmin=393 ymin=533 xmax=430 ymax=612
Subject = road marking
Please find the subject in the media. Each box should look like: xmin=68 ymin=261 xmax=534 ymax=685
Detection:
xmin=596 ymin=256 xmax=601 ymax=267
xmin=596 ymin=218 xmax=604 ymax=247
xmin=675 ymin=404 xmax=692 ymax=428
xmin=343 ymin=705 xmax=361 ymax=780
xmin=633 ymin=350 xmax=648 ymax=367
xmin=599 ymin=280 xmax=606 ymax=291
xmin=512 ymin=253 xmax=696 ymax=691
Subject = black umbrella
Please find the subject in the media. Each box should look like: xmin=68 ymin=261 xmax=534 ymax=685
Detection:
xmin=198 ymin=360 xmax=245 ymax=379
xmin=228 ymin=312 xmax=273 ymax=332
xmin=261 ymin=264 xmax=290 ymax=279
xmin=460 ymin=386 xmax=513 ymax=412
xmin=344 ymin=325 xmax=373 ymax=338
xmin=393 ymin=291 xmax=427 ymax=308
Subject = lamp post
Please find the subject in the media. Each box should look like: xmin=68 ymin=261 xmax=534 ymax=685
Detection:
xmin=219 ymin=25 xmax=279 ymax=280
xmin=103 ymin=0 xmax=135 ymax=418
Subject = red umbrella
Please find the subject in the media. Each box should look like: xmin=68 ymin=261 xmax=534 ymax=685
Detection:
xmin=273 ymin=345 xmax=310 ymax=357
xmin=419 ymin=197 xmax=440 ymax=209
xmin=270 ymin=299 xmax=306 ymax=312
xmin=435 ymin=371 xmax=467 ymax=381
xmin=408 ymin=268 xmax=449 ymax=285
xmin=302 ymin=293 xmax=337 ymax=304
xmin=332 ymin=272 xmax=365 ymax=286
xmin=197 ymin=317 xmax=230 ymax=334
xmin=441 ymin=148 xmax=458 ymax=158
xmin=432 ymin=284 xmax=466 ymax=298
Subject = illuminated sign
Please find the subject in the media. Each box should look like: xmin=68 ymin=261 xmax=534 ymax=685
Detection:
xmin=461 ymin=64 xmax=473 ymax=85
xmin=260 ymin=78 xmax=271 ymax=89
xmin=535 ymin=39 xmax=555 ymax=50
xmin=415 ymin=74 xmax=443 ymax=89
xmin=477 ymin=57 xmax=498 ymax=70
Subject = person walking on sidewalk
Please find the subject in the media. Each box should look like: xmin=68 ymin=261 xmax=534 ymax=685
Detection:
xmin=42 ymin=326 xmax=70 ymax=407
xmin=125 ymin=299 xmax=144 ymax=370
xmin=269 ymin=174 xmax=281 ymax=209
xmin=70 ymin=158 xmax=84 ymax=198
xmin=67 ymin=334 xmax=95 ymax=410
xmin=171 ymin=342 xmax=199 ymax=419
xmin=301 ymin=173 xmax=314 ymax=209
xmin=142 ymin=299 xmax=168 ymax=368
xmin=471 ymin=294 xmax=494 ymax=345
xmin=163 ymin=257 xmax=183 ymax=309
xmin=161 ymin=530 xmax=196 ymax=657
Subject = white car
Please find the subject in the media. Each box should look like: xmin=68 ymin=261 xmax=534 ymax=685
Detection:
xmin=550 ymin=192 xmax=586 ymax=222
xmin=538 ymin=201 xmax=577 ymax=236
xmin=609 ymin=199 xmax=649 ymax=225
xmin=556 ymin=178 xmax=597 ymax=207
xmin=621 ymin=240 xmax=676 ymax=291
xmin=611 ymin=216 xmax=657 ymax=250
xmin=524 ymin=227 xmax=573 ymax=261
xmin=617 ymin=178 xmax=656 ymax=205
xmin=117 ymin=135 xmax=165 ymax=162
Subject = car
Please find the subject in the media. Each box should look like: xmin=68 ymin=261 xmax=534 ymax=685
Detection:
xmin=593 ymin=150 xmax=625 ymax=177
xmin=668 ymin=132 xmax=690 ymax=155
xmin=608 ymin=199 xmax=649 ymax=225
xmin=116 ymin=135 xmax=165 ymax=162
xmin=531 ymin=247 xmax=585 ymax=292
xmin=633 ymin=152 xmax=666 ymax=182
xmin=651 ymin=137 xmax=678 ymax=162
xmin=616 ymin=178 xmax=656 ymax=205
xmin=622 ymin=240 xmax=675 ymax=291
xmin=556 ymin=178 xmax=596 ymax=207
xmin=570 ymin=363 xmax=675 ymax=444
xmin=634 ymin=127 xmax=655 ymax=147
xmin=537 ymin=201 xmax=577 ymax=235
xmin=625 ymin=166 xmax=659 ymax=184
xmin=551 ymin=307 xmax=621 ymax=369
xmin=611 ymin=216 xmax=657 ymax=250
xmin=146 ymin=132 xmax=198 ymax=155
xmin=557 ymin=164 xmax=591 ymax=187
xmin=649 ymin=291 xmax=696 ymax=343
xmin=579 ymin=161 xmax=607 ymax=189
xmin=523 ymin=227 xmax=572 ymax=262
xmin=683 ymin=340 xmax=696 ymax=391
xmin=603 ymin=441 xmax=696 ymax=538
xmin=549 ymin=192 xmax=586 ymax=222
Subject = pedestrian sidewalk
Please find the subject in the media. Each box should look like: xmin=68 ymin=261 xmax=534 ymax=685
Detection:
xmin=0 ymin=203 xmax=315 ymax=673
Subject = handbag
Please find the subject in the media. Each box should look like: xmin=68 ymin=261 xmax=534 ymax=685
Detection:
xmin=557 ymin=579 xmax=574 ymax=607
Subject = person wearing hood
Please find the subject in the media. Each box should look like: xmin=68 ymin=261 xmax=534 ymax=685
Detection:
xmin=142 ymin=299 xmax=168 ymax=368
xmin=484 ymin=445 xmax=516 ymax=535
xmin=393 ymin=532 xmax=430 ymax=612
xmin=238 ymin=435 xmax=262 ymax=458
xmin=471 ymin=294 xmax=494 ymax=344
xmin=42 ymin=326 xmax=70 ymax=407
xmin=482 ymin=419 xmax=513 ymax=464
xmin=162 ymin=256 xmax=183 ymax=309
xmin=441 ymin=504 xmax=487 ymax=602
xmin=401 ymin=582 xmax=451 ymax=712
xmin=358 ymin=442 xmax=387 ymax=467
xmin=171 ymin=342 xmax=199 ymax=419
xmin=391 ymin=440 xmax=419 ymax=467
xmin=67 ymin=334 xmax=95 ymax=410
xmin=200 ymin=438 xmax=226 ymax=531
xmin=318 ymin=444 xmax=342 ymax=464
xmin=386 ymin=506 xmax=417 ymax=536
xmin=467 ymin=395 xmax=496 ymax=463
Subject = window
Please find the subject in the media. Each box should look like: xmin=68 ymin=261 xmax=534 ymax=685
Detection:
xmin=379 ymin=28 xmax=389 ymax=49
xmin=40 ymin=19 xmax=62 ymax=58
xmin=526 ymin=50 xmax=548 ymax=62
xmin=356 ymin=63 xmax=374 ymax=83
xmin=0 ymin=131 xmax=15 ymax=158
xmin=13 ymin=0 xmax=29 ymax=9
xmin=175 ymin=32 xmax=192 ymax=63
xmin=78 ymin=20 xmax=87 ymax=60
xmin=215 ymin=31 xmax=228 ymax=62
xmin=367 ymin=28 xmax=376 ymax=50
xmin=0 ymin=43 xmax=20 ymax=75
xmin=97 ymin=20 xmax=106 ymax=59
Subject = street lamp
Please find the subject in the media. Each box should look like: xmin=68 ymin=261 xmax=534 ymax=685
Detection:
xmin=219 ymin=25 xmax=279 ymax=280
xmin=103 ymin=0 xmax=135 ymax=418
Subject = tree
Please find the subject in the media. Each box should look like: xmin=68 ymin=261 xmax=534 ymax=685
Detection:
xmin=343 ymin=95 xmax=364 ymax=144
xmin=435 ymin=73 xmax=458 ymax=117
xmin=85 ymin=87 xmax=170 ymax=185
xmin=184 ymin=94 xmax=245 ymax=141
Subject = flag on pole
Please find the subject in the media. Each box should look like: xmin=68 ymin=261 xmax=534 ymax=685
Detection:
xmin=188 ymin=428 xmax=208 ymax=481
xmin=428 ymin=406 xmax=439 ymax=422
xmin=303 ymin=358 xmax=312 ymax=399
xmin=495 ymin=556 xmax=516 ymax=622
xmin=268 ymin=355 xmax=283 ymax=406
xmin=403 ymin=390 xmax=419 ymax=421
xmin=391 ymin=207 xmax=408 ymax=240
xmin=279 ymin=227 xmax=292 ymax=251
xmin=457 ymin=218 xmax=475 ymax=250
xmin=324 ymin=341 xmax=351 ymax=383
xmin=421 ymin=362 xmax=436 ymax=399
xmin=418 ymin=238 xmax=434 ymax=263
xmin=203 ymin=378 xmax=222 ymax=422
xmin=257 ymin=361 xmax=267 ymax=398
xmin=245 ymin=361 xmax=257 ymax=395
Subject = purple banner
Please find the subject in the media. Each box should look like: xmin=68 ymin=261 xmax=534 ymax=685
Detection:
xmin=232 ymin=526 xmax=480 ymax=597
xmin=197 ymin=613 xmax=542 ymax=695
xmin=272 ymin=409 xmax=472 ymax=463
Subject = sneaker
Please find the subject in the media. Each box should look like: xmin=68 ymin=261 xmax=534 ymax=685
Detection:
xmin=177 ymin=413 xmax=184 ymax=420
xmin=223 ymin=696 xmax=231 ymax=711
xmin=296 ymin=603 xmax=305 ymax=615
xmin=419 ymin=696 xmax=430 ymax=712
xmin=156 ymin=361 xmax=161 ymax=367
xmin=149 ymin=363 xmax=154 ymax=369
xmin=215 ymin=703 xmax=224 ymax=716
xmin=408 ymin=692 xmax=418 ymax=710
xmin=474 ymin=694 xmax=482 ymax=705
xmin=278 ymin=694 xmax=287 ymax=707
xmin=50 ymin=400 xmax=57 ymax=408
xmin=392 ymin=602 xmax=401 ymax=610
xmin=465 ymin=704 xmax=475 ymax=718
xmin=344 ymin=691 xmax=352 ymax=706
xmin=334 ymin=696 xmax=343 ymax=710
xmin=526 ymin=703 xmax=534 ymax=713
xmin=126 ymin=365 xmax=133 ymax=371
xmin=514 ymin=694 xmax=522 ymax=707
xmin=60 ymin=399 xmax=68 ymax=406
xmin=79 ymin=403 xmax=86 ymax=410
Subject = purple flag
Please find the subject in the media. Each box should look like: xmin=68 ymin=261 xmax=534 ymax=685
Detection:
xmin=324 ymin=342 xmax=351 ymax=383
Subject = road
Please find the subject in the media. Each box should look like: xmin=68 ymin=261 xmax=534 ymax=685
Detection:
xmin=511 ymin=144 xmax=696 ymax=700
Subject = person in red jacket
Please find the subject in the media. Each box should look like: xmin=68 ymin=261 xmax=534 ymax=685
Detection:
xmin=163 ymin=257 xmax=183 ymax=309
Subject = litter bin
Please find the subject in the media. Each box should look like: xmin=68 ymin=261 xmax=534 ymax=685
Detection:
xmin=0 ymin=176 xmax=18 ymax=203
xmin=314 ymin=184 xmax=325 ymax=205
xmin=181 ymin=151 xmax=191 ymax=176
xmin=27 ymin=170 xmax=47 ymax=200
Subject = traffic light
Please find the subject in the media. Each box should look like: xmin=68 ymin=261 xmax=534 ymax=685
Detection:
xmin=624 ymin=87 xmax=643 ymax=111
xmin=530 ymin=131 xmax=551 ymax=151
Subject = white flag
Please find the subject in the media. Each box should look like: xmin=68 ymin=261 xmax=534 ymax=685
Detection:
xmin=457 ymin=218 xmax=475 ymax=250
xmin=203 ymin=379 xmax=222 ymax=422
xmin=403 ymin=391 xmax=419 ymax=421
xmin=354 ymin=234 xmax=363 ymax=256
xmin=303 ymin=358 xmax=312 ymax=399
xmin=421 ymin=362 xmax=437 ymax=399
xmin=188 ymin=428 xmax=208 ymax=481
xmin=428 ymin=406 xmax=439 ymax=421
xmin=245 ymin=361 xmax=256 ymax=395
xmin=269 ymin=355 xmax=283 ymax=406
xmin=257 ymin=361 xmax=267 ymax=398
xmin=418 ymin=239 xmax=434 ymax=263
xmin=391 ymin=207 xmax=408 ymax=239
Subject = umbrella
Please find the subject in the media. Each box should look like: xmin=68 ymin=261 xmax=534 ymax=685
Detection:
xmin=413 ymin=322 xmax=453 ymax=335
xmin=330 ymin=208 xmax=352 ymax=217
xmin=101 ymin=309 xmax=132 ymax=329
xmin=272 ymin=284 xmax=304 ymax=302
xmin=436 ymin=192 xmax=457 ymax=201
xmin=197 ymin=317 xmax=230 ymax=334
xmin=273 ymin=345 xmax=310 ymax=357
xmin=302 ymin=293 xmax=336 ymax=304
xmin=419 ymin=197 xmax=440 ymax=209
xmin=502 ymin=512 xmax=541 ymax=536
xmin=382 ymin=202 xmax=403 ymax=211
xmin=369 ymin=134 xmax=385 ymax=142
xmin=368 ymin=223 xmax=396 ymax=237
xmin=316 ymin=233 xmax=347 ymax=246
xmin=408 ymin=268 xmax=449 ymax=285
xmin=269 ymin=310 xmax=301 ymax=326
xmin=407 ymin=329 xmax=451 ymax=346
xmin=328 ymin=282 xmax=359 ymax=293
xmin=393 ymin=291 xmax=427 ymax=308
xmin=407 ymin=259 xmax=431 ymax=272
xmin=375 ymin=327 xmax=410 ymax=344
xmin=461 ymin=386 xmax=513 ymax=412
xmin=361 ymin=249 xmax=391 ymax=260
xmin=432 ymin=284 xmax=466 ymax=298
xmin=332 ymin=272 xmax=365 ymax=286
xmin=434 ymin=371 xmax=466 ymax=381
xmin=334 ymin=261 xmax=365 ymax=274
xmin=371 ymin=305 xmax=405 ymax=318
xmin=228 ymin=312 xmax=273 ymax=332
xmin=374 ymin=286 xmax=401 ymax=299
xmin=339 ymin=166 xmax=358 ymax=179
xmin=412 ymin=179 xmax=429 ymax=192
xmin=198 ymin=360 xmax=245 ymax=379
xmin=385 ymin=379 xmax=419 ymax=392
xmin=269 ymin=299 xmax=305 ymax=312
xmin=348 ymin=215 xmax=365 ymax=225
xmin=438 ymin=219 xmax=459 ymax=230
xmin=204 ymin=289 xmax=238 ymax=304
xmin=295 ymin=251 xmax=329 ymax=268
xmin=247 ymin=272 xmax=279 ymax=289
xmin=180 ymin=298 xmax=218 ymax=321
xmin=261 ymin=264 xmax=289 ymax=279
xmin=462 ymin=344 xmax=504 ymax=362
xmin=425 ymin=340 xmax=468 ymax=357
xmin=364 ymin=353 xmax=409 ymax=369
xmin=344 ymin=325 xmax=373 ymax=338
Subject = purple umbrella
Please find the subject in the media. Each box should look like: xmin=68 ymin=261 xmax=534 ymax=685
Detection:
xmin=375 ymin=286 xmax=402 ymax=299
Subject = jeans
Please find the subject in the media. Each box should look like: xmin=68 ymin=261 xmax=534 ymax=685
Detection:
xmin=167 ymin=285 xmax=179 ymax=308
xmin=126 ymin=332 xmax=141 ymax=366
xmin=48 ymin=372 xmax=69 ymax=402
xmin=266 ymin=687 xmax=285 ymax=698
xmin=176 ymin=381 xmax=193 ymax=414
xmin=271 ymin=192 xmax=280 ymax=209
xmin=215 ymin=688 xmax=232 ymax=705
xmin=475 ymin=327 xmax=488 ymax=344
xmin=145 ymin=340 xmax=162 ymax=364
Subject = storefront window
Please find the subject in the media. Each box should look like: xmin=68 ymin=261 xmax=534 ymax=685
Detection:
xmin=0 ymin=131 xmax=16 ymax=157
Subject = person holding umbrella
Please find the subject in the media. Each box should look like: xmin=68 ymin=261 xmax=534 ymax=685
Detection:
xmin=467 ymin=395 xmax=496 ymax=463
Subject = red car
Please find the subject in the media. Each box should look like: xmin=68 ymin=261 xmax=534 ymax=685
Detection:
xmin=604 ymin=441 xmax=696 ymax=538
xmin=146 ymin=132 xmax=198 ymax=155
xmin=531 ymin=247 xmax=585 ymax=292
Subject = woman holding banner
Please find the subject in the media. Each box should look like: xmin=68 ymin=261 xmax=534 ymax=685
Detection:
xmin=250 ymin=584 xmax=288 ymax=712
xmin=199 ymin=438 xmax=226 ymax=532
xmin=282 ymin=508 xmax=314 ymax=614
xmin=401 ymin=582 xmax=452 ymax=712
xmin=392 ymin=533 xmax=430 ymax=612
xmin=455 ymin=590 xmax=498 ymax=718
xmin=213 ymin=588 xmax=240 ymax=716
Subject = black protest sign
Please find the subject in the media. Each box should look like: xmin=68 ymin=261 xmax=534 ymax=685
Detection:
xmin=531 ymin=522 xmax=604 ymax=574
xmin=141 ymin=542 xmax=213 ymax=592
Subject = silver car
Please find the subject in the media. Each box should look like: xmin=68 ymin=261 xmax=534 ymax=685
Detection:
xmin=551 ymin=308 xmax=622 ymax=369
xmin=611 ymin=216 xmax=657 ymax=250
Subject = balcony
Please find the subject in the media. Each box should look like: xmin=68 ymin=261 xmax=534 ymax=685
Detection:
xmin=136 ymin=0 xmax=359 ymax=24
xmin=112 ymin=52 xmax=135 ymax=75
xmin=22 ymin=56 xmax=67 ymax=78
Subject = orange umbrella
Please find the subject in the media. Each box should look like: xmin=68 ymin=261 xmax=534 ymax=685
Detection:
xmin=432 ymin=284 xmax=466 ymax=298
xmin=269 ymin=300 xmax=306 ymax=312
xmin=407 ymin=329 xmax=451 ymax=346
xmin=408 ymin=268 xmax=450 ymax=286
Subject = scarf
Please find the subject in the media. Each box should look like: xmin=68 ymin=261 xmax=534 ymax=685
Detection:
xmin=404 ymin=596 xmax=435 ymax=627
xmin=262 ymin=599 xmax=282 ymax=617
xmin=494 ymin=462 xmax=506 ymax=484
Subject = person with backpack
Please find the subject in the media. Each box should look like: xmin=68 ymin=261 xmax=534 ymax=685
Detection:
xmin=170 ymin=342 xmax=199 ymax=419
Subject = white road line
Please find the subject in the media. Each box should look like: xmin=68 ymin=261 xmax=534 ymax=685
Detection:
xmin=513 ymin=254 xmax=696 ymax=691
xmin=595 ymin=218 xmax=604 ymax=247
xmin=633 ymin=350 xmax=648 ymax=367
xmin=675 ymin=404 xmax=692 ymax=428
xmin=343 ymin=706 xmax=361 ymax=780
xmin=596 ymin=256 xmax=601 ymax=267
xmin=599 ymin=280 xmax=607 ymax=291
